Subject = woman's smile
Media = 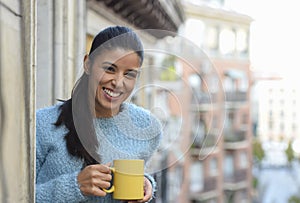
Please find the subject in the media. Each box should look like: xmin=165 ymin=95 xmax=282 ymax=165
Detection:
xmin=102 ymin=87 xmax=122 ymax=98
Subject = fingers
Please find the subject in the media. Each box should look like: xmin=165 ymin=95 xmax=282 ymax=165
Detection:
xmin=77 ymin=163 xmax=113 ymax=197
xmin=79 ymin=184 xmax=107 ymax=197
xmin=80 ymin=164 xmax=112 ymax=184
xmin=142 ymin=178 xmax=152 ymax=200
xmin=139 ymin=177 xmax=152 ymax=202
xmin=78 ymin=164 xmax=154 ymax=201
xmin=128 ymin=177 xmax=153 ymax=203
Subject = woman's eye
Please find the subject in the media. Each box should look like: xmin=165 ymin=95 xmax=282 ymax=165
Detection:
xmin=103 ymin=66 xmax=115 ymax=73
xmin=125 ymin=70 xmax=138 ymax=79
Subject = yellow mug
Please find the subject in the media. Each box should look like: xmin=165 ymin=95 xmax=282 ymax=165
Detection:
xmin=103 ymin=159 xmax=144 ymax=200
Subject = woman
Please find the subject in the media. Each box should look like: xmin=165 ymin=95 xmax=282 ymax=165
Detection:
xmin=36 ymin=26 xmax=162 ymax=203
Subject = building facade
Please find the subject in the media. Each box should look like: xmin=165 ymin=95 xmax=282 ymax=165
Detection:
xmin=0 ymin=0 xmax=36 ymax=202
xmin=256 ymin=80 xmax=300 ymax=142
xmin=148 ymin=0 xmax=253 ymax=202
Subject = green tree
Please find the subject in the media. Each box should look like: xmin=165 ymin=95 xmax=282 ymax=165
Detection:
xmin=289 ymin=195 xmax=300 ymax=203
xmin=253 ymin=139 xmax=265 ymax=164
xmin=285 ymin=141 xmax=295 ymax=165
xmin=159 ymin=56 xmax=178 ymax=81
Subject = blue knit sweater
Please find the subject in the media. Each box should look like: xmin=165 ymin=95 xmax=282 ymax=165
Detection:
xmin=36 ymin=102 xmax=162 ymax=203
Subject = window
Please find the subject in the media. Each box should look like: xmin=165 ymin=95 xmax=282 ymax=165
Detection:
xmin=224 ymin=69 xmax=248 ymax=91
xmin=268 ymin=121 xmax=273 ymax=130
xmin=209 ymin=75 xmax=220 ymax=93
xmin=210 ymin=158 xmax=218 ymax=175
xmin=280 ymin=111 xmax=284 ymax=118
xmin=239 ymin=152 xmax=248 ymax=168
xmin=269 ymin=110 xmax=273 ymax=119
xmin=167 ymin=166 xmax=183 ymax=202
xmin=280 ymin=123 xmax=285 ymax=132
xmin=269 ymin=99 xmax=273 ymax=105
xmin=236 ymin=29 xmax=248 ymax=54
xmin=205 ymin=26 xmax=218 ymax=50
xmin=224 ymin=154 xmax=234 ymax=178
xmin=185 ymin=18 xmax=205 ymax=48
xmin=219 ymin=28 xmax=235 ymax=55
xmin=190 ymin=162 xmax=204 ymax=192
xmin=292 ymin=123 xmax=297 ymax=132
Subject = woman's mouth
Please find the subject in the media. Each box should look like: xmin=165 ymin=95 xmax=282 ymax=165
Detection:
xmin=103 ymin=87 xmax=121 ymax=98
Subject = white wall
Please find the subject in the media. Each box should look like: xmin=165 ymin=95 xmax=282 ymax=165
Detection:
xmin=0 ymin=0 xmax=36 ymax=202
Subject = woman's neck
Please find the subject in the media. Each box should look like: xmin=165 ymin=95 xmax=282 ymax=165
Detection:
xmin=94 ymin=104 xmax=121 ymax=118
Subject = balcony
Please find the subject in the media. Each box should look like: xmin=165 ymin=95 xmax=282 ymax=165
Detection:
xmin=190 ymin=177 xmax=219 ymax=201
xmin=191 ymin=131 xmax=222 ymax=158
xmin=190 ymin=92 xmax=220 ymax=111
xmin=224 ymin=129 xmax=247 ymax=143
xmin=225 ymin=91 xmax=248 ymax=109
xmin=192 ymin=92 xmax=219 ymax=104
xmin=225 ymin=91 xmax=247 ymax=102
xmin=93 ymin=0 xmax=185 ymax=38
xmin=224 ymin=169 xmax=248 ymax=191
xmin=190 ymin=146 xmax=220 ymax=159
xmin=192 ymin=133 xmax=218 ymax=149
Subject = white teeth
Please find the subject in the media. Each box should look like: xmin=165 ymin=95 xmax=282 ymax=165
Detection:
xmin=104 ymin=88 xmax=121 ymax=97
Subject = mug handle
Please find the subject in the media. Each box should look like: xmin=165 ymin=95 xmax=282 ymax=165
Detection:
xmin=102 ymin=167 xmax=115 ymax=193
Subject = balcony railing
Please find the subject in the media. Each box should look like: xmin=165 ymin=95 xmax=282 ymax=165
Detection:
xmin=192 ymin=133 xmax=218 ymax=149
xmin=224 ymin=129 xmax=246 ymax=143
xmin=203 ymin=176 xmax=217 ymax=192
xmin=224 ymin=169 xmax=248 ymax=183
xmin=223 ymin=169 xmax=249 ymax=190
xmin=191 ymin=92 xmax=219 ymax=105
xmin=190 ymin=177 xmax=219 ymax=201
xmin=225 ymin=91 xmax=247 ymax=102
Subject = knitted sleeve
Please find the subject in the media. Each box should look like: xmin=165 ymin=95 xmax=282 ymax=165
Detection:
xmin=35 ymin=106 xmax=87 ymax=203
xmin=35 ymin=171 xmax=87 ymax=203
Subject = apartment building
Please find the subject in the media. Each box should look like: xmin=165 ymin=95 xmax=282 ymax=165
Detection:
xmin=185 ymin=1 xmax=253 ymax=202
xmin=149 ymin=0 xmax=253 ymax=202
xmin=255 ymin=80 xmax=300 ymax=142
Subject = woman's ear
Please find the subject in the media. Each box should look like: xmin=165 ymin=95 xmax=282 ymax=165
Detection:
xmin=84 ymin=54 xmax=90 ymax=75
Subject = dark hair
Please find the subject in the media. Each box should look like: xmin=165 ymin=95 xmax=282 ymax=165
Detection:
xmin=89 ymin=26 xmax=144 ymax=63
xmin=55 ymin=26 xmax=144 ymax=166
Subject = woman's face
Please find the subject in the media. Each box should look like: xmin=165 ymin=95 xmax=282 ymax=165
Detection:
xmin=85 ymin=49 xmax=141 ymax=117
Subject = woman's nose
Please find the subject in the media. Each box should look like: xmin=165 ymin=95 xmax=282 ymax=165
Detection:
xmin=111 ymin=73 xmax=125 ymax=87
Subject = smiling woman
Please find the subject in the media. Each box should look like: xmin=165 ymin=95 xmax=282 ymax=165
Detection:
xmin=85 ymin=49 xmax=141 ymax=117
xmin=35 ymin=26 xmax=162 ymax=203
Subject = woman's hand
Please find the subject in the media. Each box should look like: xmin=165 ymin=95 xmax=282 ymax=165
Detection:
xmin=77 ymin=163 xmax=112 ymax=197
xmin=128 ymin=177 xmax=153 ymax=203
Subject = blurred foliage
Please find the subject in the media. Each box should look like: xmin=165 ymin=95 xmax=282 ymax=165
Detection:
xmin=160 ymin=56 xmax=178 ymax=81
xmin=252 ymin=176 xmax=258 ymax=189
xmin=285 ymin=141 xmax=295 ymax=164
xmin=289 ymin=195 xmax=300 ymax=203
xmin=160 ymin=66 xmax=177 ymax=81
xmin=252 ymin=138 xmax=265 ymax=162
